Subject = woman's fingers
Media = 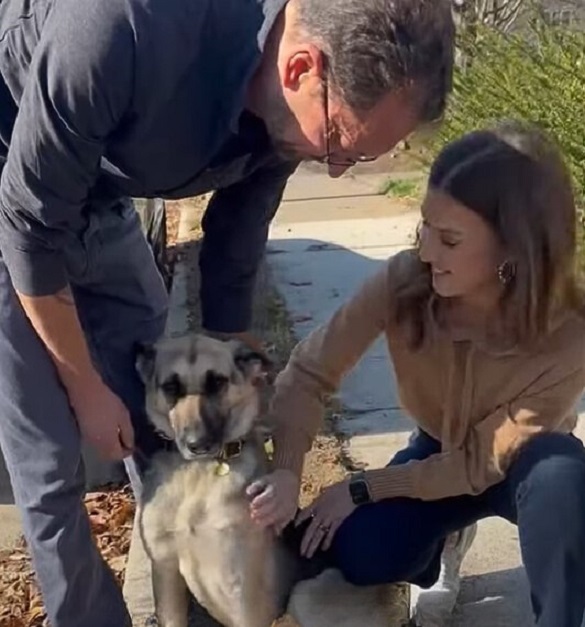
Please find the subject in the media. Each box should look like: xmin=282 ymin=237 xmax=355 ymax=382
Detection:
xmin=246 ymin=478 xmax=269 ymax=500
xmin=249 ymin=488 xmax=293 ymax=529
xmin=247 ymin=470 xmax=301 ymax=532
xmin=302 ymin=522 xmax=331 ymax=558
xmin=252 ymin=504 xmax=281 ymax=527
xmin=322 ymin=518 xmax=342 ymax=551
xmin=249 ymin=482 xmax=276 ymax=510
xmin=300 ymin=512 xmax=333 ymax=558
xmin=295 ymin=505 xmax=316 ymax=527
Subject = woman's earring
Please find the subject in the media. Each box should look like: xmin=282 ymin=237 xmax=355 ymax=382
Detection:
xmin=497 ymin=260 xmax=516 ymax=285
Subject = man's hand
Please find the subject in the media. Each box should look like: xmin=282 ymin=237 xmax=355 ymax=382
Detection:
xmin=68 ymin=372 xmax=134 ymax=461
xmin=247 ymin=469 xmax=300 ymax=533
xmin=17 ymin=286 xmax=134 ymax=461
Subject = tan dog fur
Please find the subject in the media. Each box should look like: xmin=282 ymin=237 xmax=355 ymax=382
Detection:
xmin=136 ymin=334 xmax=295 ymax=627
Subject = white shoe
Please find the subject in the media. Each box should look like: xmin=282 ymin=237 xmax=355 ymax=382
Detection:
xmin=410 ymin=523 xmax=478 ymax=627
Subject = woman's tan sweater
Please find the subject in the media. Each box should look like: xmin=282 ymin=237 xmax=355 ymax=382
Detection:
xmin=270 ymin=250 xmax=585 ymax=502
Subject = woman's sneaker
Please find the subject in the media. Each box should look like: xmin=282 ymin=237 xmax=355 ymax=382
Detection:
xmin=410 ymin=523 xmax=478 ymax=627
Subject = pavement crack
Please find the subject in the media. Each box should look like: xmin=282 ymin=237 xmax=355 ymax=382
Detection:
xmin=343 ymin=405 xmax=402 ymax=415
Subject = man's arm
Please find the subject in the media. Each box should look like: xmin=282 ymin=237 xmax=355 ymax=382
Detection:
xmin=0 ymin=0 xmax=134 ymax=297
xmin=0 ymin=0 xmax=136 ymax=458
xmin=20 ymin=288 xmax=98 ymax=388
xmin=198 ymin=159 xmax=299 ymax=343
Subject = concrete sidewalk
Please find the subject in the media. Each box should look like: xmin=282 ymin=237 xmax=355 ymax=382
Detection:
xmin=269 ymin=163 xmax=585 ymax=627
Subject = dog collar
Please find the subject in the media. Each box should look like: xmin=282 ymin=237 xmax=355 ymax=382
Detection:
xmin=220 ymin=440 xmax=244 ymax=460
xmin=214 ymin=437 xmax=275 ymax=477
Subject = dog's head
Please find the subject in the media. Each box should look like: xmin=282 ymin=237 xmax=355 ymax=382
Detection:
xmin=136 ymin=334 xmax=271 ymax=461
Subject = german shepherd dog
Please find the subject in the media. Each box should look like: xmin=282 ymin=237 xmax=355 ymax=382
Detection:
xmin=135 ymin=333 xmax=299 ymax=627
xmin=135 ymin=333 xmax=405 ymax=627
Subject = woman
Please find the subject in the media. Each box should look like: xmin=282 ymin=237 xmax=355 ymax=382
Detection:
xmin=247 ymin=120 xmax=585 ymax=627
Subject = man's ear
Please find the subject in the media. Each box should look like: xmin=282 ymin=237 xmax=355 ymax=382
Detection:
xmin=232 ymin=342 xmax=273 ymax=386
xmin=282 ymin=44 xmax=325 ymax=90
xmin=135 ymin=342 xmax=157 ymax=383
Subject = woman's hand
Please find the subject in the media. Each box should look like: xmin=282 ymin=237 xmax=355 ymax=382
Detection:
xmin=296 ymin=478 xmax=356 ymax=558
xmin=247 ymin=469 xmax=300 ymax=533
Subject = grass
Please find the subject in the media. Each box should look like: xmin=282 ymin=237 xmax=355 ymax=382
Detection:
xmin=379 ymin=177 xmax=425 ymax=203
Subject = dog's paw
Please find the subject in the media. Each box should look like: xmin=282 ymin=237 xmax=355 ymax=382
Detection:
xmin=144 ymin=615 xmax=159 ymax=627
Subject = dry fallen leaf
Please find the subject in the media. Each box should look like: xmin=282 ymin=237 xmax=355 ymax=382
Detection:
xmin=0 ymin=483 xmax=136 ymax=627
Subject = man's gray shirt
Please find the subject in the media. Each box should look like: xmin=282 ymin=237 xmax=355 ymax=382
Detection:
xmin=0 ymin=0 xmax=296 ymax=332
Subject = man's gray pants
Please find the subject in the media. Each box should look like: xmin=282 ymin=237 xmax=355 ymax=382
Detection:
xmin=0 ymin=201 xmax=169 ymax=627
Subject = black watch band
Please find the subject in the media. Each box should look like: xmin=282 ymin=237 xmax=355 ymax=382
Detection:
xmin=349 ymin=472 xmax=372 ymax=505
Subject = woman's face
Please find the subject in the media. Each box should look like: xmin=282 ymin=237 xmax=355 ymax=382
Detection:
xmin=418 ymin=189 xmax=504 ymax=304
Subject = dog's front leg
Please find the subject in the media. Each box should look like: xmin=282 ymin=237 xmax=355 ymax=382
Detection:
xmin=236 ymin=555 xmax=283 ymax=627
xmin=152 ymin=559 xmax=190 ymax=627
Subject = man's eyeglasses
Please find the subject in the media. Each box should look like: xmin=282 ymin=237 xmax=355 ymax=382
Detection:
xmin=316 ymin=73 xmax=378 ymax=168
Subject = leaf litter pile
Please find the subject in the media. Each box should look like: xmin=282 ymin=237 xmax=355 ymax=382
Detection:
xmin=0 ymin=484 xmax=136 ymax=627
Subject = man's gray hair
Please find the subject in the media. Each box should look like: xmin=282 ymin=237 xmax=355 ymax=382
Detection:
xmin=295 ymin=0 xmax=456 ymax=121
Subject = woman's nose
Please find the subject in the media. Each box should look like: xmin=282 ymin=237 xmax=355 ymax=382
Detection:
xmin=418 ymin=225 xmax=434 ymax=263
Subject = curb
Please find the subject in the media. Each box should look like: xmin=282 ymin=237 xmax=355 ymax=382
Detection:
xmin=123 ymin=201 xmax=202 ymax=624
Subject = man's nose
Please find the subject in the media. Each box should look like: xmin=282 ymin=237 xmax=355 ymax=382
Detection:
xmin=328 ymin=163 xmax=351 ymax=178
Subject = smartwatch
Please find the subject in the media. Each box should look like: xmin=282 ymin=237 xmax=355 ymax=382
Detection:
xmin=349 ymin=472 xmax=372 ymax=505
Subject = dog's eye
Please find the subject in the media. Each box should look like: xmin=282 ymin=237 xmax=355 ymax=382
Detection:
xmin=204 ymin=371 xmax=229 ymax=396
xmin=161 ymin=374 xmax=186 ymax=402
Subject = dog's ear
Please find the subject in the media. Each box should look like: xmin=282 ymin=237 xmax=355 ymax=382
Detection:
xmin=232 ymin=342 xmax=273 ymax=386
xmin=135 ymin=342 xmax=157 ymax=383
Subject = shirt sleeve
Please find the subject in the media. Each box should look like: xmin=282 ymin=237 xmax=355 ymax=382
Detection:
xmin=0 ymin=0 xmax=135 ymax=296
xmin=198 ymin=159 xmax=298 ymax=334
xmin=270 ymin=258 xmax=395 ymax=477
xmin=365 ymin=358 xmax=585 ymax=501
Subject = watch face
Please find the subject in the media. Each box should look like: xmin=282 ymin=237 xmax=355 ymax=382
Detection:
xmin=350 ymin=477 xmax=370 ymax=504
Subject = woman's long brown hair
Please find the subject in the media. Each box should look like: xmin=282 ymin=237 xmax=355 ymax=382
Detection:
xmin=394 ymin=119 xmax=584 ymax=349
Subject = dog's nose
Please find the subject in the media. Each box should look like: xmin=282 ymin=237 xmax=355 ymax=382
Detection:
xmin=185 ymin=436 xmax=211 ymax=455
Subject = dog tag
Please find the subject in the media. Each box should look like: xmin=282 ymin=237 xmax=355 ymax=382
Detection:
xmin=264 ymin=438 xmax=274 ymax=460
xmin=215 ymin=461 xmax=231 ymax=476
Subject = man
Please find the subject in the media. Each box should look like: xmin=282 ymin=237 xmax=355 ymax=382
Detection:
xmin=0 ymin=0 xmax=455 ymax=625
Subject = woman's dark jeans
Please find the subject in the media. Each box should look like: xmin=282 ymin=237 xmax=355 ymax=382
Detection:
xmin=325 ymin=429 xmax=585 ymax=627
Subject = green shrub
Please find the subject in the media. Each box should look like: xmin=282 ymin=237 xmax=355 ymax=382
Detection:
xmin=430 ymin=20 xmax=585 ymax=253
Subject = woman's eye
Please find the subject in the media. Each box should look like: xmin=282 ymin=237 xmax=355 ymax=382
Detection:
xmin=441 ymin=238 xmax=459 ymax=248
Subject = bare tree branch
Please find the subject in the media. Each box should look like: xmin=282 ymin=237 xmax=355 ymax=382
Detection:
xmin=456 ymin=0 xmax=528 ymax=33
